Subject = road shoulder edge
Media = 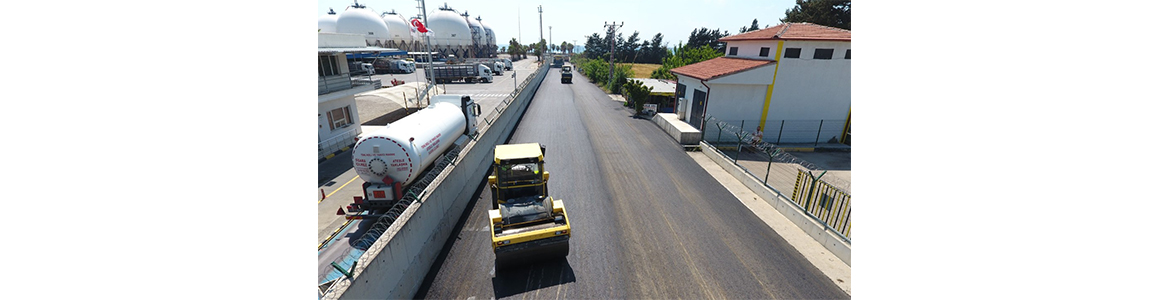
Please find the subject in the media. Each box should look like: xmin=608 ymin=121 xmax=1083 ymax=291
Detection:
xmin=685 ymin=150 xmax=852 ymax=295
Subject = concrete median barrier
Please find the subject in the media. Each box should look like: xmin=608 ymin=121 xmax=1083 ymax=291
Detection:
xmin=322 ymin=63 xmax=551 ymax=300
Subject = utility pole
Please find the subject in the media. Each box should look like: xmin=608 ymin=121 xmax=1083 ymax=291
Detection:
xmin=573 ymin=39 xmax=577 ymax=54
xmin=549 ymin=26 xmax=552 ymax=54
xmin=538 ymin=5 xmax=543 ymax=60
xmin=517 ymin=7 xmax=521 ymax=45
xmin=417 ymin=0 xmax=436 ymax=99
xmin=603 ymin=21 xmax=623 ymax=88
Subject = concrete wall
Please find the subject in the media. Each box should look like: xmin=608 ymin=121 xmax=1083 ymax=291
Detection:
xmin=323 ymin=62 xmax=551 ymax=300
xmin=675 ymin=76 xmax=706 ymax=123
xmin=651 ymin=113 xmax=700 ymax=145
xmin=699 ymin=142 xmax=850 ymax=266
xmin=725 ymin=40 xmax=779 ymax=60
xmin=767 ymin=40 xmax=850 ymax=142
xmin=319 ymin=95 xmax=361 ymax=159
xmin=703 ymin=83 xmax=769 ymax=124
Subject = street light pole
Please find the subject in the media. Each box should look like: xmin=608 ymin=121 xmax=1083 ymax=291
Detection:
xmin=538 ymin=5 xmax=543 ymax=60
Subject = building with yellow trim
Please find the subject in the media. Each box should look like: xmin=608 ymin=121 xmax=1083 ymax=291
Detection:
xmin=671 ymin=23 xmax=850 ymax=144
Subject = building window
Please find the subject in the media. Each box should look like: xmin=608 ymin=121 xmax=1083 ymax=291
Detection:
xmin=813 ymin=48 xmax=834 ymax=60
xmin=845 ymin=49 xmax=850 ymax=59
xmin=328 ymin=106 xmax=353 ymax=130
xmin=781 ymin=47 xmax=800 ymax=58
xmin=728 ymin=47 xmax=738 ymax=55
xmin=759 ymin=47 xmax=770 ymax=57
xmin=319 ymin=55 xmax=340 ymax=76
xmin=677 ymin=83 xmax=687 ymax=99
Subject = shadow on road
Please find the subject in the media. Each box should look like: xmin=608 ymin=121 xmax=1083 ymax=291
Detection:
xmin=491 ymin=258 xmax=577 ymax=299
xmin=319 ymin=150 xmax=354 ymax=185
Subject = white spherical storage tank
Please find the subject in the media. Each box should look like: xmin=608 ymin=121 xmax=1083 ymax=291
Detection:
xmin=318 ymin=9 xmax=338 ymax=33
xmin=382 ymin=11 xmax=413 ymax=44
xmin=465 ymin=13 xmax=486 ymax=46
xmin=352 ymin=100 xmax=467 ymax=185
xmin=336 ymin=3 xmax=391 ymax=44
xmin=426 ymin=6 xmax=472 ymax=47
xmin=479 ymin=18 xmax=496 ymax=47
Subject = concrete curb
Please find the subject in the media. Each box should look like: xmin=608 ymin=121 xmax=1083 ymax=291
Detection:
xmin=318 ymin=144 xmax=354 ymax=163
xmin=699 ymin=142 xmax=851 ymax=266
xmin=318 ymin=219 xmax=354 ymax=250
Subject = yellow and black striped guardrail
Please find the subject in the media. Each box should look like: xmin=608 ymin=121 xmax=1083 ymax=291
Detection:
xmin=793 ymin=171 xmax=851 ymax=238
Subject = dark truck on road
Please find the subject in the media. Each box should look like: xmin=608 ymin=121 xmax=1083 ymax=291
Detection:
xmin=560 ymin=66 xmax=572 ymax=83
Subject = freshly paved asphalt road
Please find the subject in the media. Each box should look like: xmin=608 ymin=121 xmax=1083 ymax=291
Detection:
xmin=415 ymin=67 xmax=849 ymax=299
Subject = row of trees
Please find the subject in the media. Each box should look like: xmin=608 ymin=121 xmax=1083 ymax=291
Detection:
xmin=503 ymin=38 xmax=549 ymax=59
xmin=576 ymin=57 xmax=634 ymax=94
xmin=500 ymin=39 xmax=577 ymax=59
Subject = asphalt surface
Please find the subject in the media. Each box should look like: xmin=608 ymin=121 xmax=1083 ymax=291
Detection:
xmin=414 ymin=66 xmax=849 ymax=299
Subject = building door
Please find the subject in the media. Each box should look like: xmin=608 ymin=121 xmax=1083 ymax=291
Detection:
xmin=688 ymin=90 xmax=707 ymax=130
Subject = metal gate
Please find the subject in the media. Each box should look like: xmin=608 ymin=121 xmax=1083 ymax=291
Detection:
xmin=792 ymin=171 xmax=851 ymax=239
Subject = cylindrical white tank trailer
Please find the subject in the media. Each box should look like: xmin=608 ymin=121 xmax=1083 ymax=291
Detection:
xmin=344 ymin=95 xmax=481 ymax=213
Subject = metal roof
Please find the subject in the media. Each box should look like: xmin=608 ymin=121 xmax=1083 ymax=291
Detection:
xmin=318 ymin=47 xmax=404 ymax=54
xmin=629 ymin=78 xmax=678 ymax=96
xmin=494 ymin=143 xmax=544 ymax=163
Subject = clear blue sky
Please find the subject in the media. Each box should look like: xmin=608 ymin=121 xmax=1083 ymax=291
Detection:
xmin=318 ymin=0 xmax=795 ymax=48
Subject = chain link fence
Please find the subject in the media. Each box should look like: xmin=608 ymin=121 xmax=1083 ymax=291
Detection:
xmin=701 ymin=116 xmax=851 ymax=240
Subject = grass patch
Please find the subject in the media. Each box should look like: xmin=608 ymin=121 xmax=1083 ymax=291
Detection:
xmin=618 ymin=63 xmax=662 ymax=78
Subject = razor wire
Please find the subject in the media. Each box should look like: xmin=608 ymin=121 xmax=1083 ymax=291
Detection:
xmin=704 ymin=116 xmax=851 ymax=193
xmin=347 ymin=67 xmax=544 ymax=252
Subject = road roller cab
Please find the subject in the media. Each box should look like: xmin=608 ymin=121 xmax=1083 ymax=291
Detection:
xmin=487 ymin=143 xmax=570 ymax=269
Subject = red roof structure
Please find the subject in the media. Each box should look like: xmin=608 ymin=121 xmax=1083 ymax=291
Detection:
xmin=670 ymin=57 xmax=775 ymax=81
xmin=720 ymin=22 xmax=850 ymax=42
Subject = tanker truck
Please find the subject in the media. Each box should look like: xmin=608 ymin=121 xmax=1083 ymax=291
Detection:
xmin=339 ymin=95 xmax=481 ymax=218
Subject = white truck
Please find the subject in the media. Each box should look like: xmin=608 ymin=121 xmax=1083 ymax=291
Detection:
xmin=348 ymin=61 xmax=375 ymax=75
xmin=375 ymin=58 xmax=416 ymax=74
xmin=425 ymin=63 xmax=494 ymax=84
xmin=493 ymin=61 xmax=506 ymax=75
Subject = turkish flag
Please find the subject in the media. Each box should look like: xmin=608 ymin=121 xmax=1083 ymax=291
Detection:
xmin=410 ymin=19 xmax=428 ymax=33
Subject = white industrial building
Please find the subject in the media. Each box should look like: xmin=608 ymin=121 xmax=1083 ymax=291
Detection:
xmin=672 ymin=22 xmax=851 ymax=144
xmin=318 ymin=32 xmax=397 ymax=161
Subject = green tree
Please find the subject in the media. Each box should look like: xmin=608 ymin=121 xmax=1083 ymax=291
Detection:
xmin=583 ymin=33 xmax=605 ymax=59
xmin=531 ymin=39 xmax=547 ymax=59
xmin=650 ymin=43 xmax=724 ymax=80
xmin=739 ymin=19 xmax=761 ymax=33
xmin=782 ymin=0 xmax=850 ymax=30
xmin=623 ymin=79 xmax=651 ymax=115
xmin=685 ymin=27 xmax=729 ymax=52
xmin=606 ymin=64 xmax=633 ymax=94
xmin=508 ymin=38 xmax=526 ymax=60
